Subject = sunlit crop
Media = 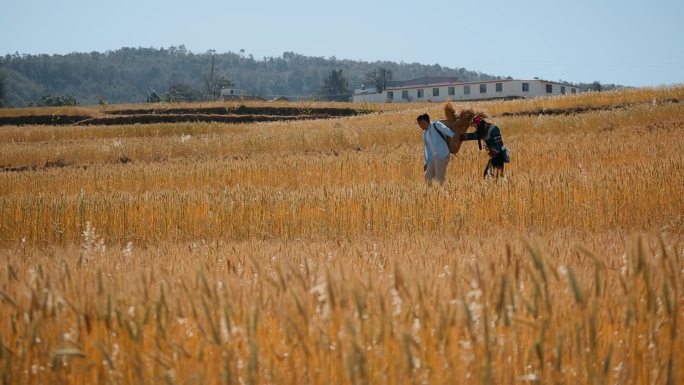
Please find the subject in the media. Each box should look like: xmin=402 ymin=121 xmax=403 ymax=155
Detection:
xmin=0 ymin=87 xmax=682 ymax=384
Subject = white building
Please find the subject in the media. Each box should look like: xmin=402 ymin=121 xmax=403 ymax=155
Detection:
xmin=220 ymin=88 xmax=243 ymax=99
xmin=352 ymin=77 xmax=579 ymax=103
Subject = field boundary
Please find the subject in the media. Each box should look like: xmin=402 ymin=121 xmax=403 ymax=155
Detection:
xmin=0 ymin=105 xmax=369 ymax=126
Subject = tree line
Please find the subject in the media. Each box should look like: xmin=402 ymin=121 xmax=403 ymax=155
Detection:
xmin=0 ymin=46 xmax=618 ymax=107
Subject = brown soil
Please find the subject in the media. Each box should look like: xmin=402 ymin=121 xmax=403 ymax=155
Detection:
xmin=109 ymin=105 xmax=361 ymax=117
xmin=75 ymin=114 xmax=335 ymax=126
xmin=0 ymin=115 xmax=92 ymax=125
xmin=0 ymin=106 xmax=367 ymax=126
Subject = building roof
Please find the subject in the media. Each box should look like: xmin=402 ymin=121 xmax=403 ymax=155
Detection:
xmin=381 ymin=77 xmax=576 ymax=92
xmin=387 ymin=76 xmax=461 ymax=89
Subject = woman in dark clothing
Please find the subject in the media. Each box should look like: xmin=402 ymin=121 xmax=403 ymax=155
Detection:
xmin=460 ymin=116 xmax=510 ymax=178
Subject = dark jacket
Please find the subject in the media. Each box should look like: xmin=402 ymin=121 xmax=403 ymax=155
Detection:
xmin=465 ymin=124 xmax=504 ymax=153
xmin=465 ymin=123 xmax=509 ymax=168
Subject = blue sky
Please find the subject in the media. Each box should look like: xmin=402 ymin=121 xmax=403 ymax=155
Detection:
xmin=1 ymin=0 xmax=682 ymax=87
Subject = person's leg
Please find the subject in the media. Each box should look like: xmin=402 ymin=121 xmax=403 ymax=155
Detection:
xmin=483 ymin=159 xmax=492 ymax=179
xmin=434 ymin=156 xmax=449 ymax=185
xmin=424 ymin=159 xmax=436 ymax=185
xmin=492 ymin=154 xmax=505 ymax=178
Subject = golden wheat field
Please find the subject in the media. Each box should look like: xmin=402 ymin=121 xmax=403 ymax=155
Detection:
xmin=1 ymin=87 xmax=683 ymax=385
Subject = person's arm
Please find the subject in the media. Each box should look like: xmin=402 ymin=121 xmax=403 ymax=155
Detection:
xmin=423 ymin=134 xmax=429 ymax=166
xmin=462 ymin=132 xmax=479 ymax=141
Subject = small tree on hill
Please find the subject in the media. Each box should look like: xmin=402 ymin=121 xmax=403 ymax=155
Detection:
xmin=318 ymin=69 xmax=351 ymax=102
xmin=147 ymin=91 xmax=161 ymax=103
xmin=205 ymin=77 xmax=234 ymax=101
xmin=39 ymin=94 xmax=79 ymax=106
xmin=366 ymin=67 xmax=393 ymax=92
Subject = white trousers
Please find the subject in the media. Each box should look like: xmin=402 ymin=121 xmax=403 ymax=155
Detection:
xmin=425 ymin=156 xmax=450 ymax=185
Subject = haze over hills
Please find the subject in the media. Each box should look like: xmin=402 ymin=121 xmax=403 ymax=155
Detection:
xmin=0 ymin=46 xmax=619 ymax=107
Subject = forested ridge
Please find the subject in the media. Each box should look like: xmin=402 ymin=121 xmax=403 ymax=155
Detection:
xmin=0 ymin=45 xmax=611 ymax=106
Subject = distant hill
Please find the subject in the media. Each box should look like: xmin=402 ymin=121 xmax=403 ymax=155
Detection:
xmin=0 ymin=46 xmax=618 ymax=106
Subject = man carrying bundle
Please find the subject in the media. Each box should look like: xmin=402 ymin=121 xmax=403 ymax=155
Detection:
xmin=417 ymin=113 xmax=456 ymax=185
xmin=460 ymin=116 xmax=510 ymax=178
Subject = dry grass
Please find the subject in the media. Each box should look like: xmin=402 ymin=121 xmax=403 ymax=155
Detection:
xmin=0 ymin=100 xmax=378 ymax=118
xmin=1 ymin=234 xmax=681 ymax=385
xmin=0 ymin=87 xmax=683 ymax=384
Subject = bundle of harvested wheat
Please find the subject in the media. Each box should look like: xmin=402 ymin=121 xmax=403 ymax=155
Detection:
xmin=439 ymin=103 xmax=486 ymax=154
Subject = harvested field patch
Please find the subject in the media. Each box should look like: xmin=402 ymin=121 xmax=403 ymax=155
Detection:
xmin=0 ymin=114 xmax=92 ymax=125
xmin=109 ymin=105 xmax=364 ymax=116
xmin=0 ymin=105 xmax=370 ymax=126
xmin=76 ymin=113 xmax=326 ymax=125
